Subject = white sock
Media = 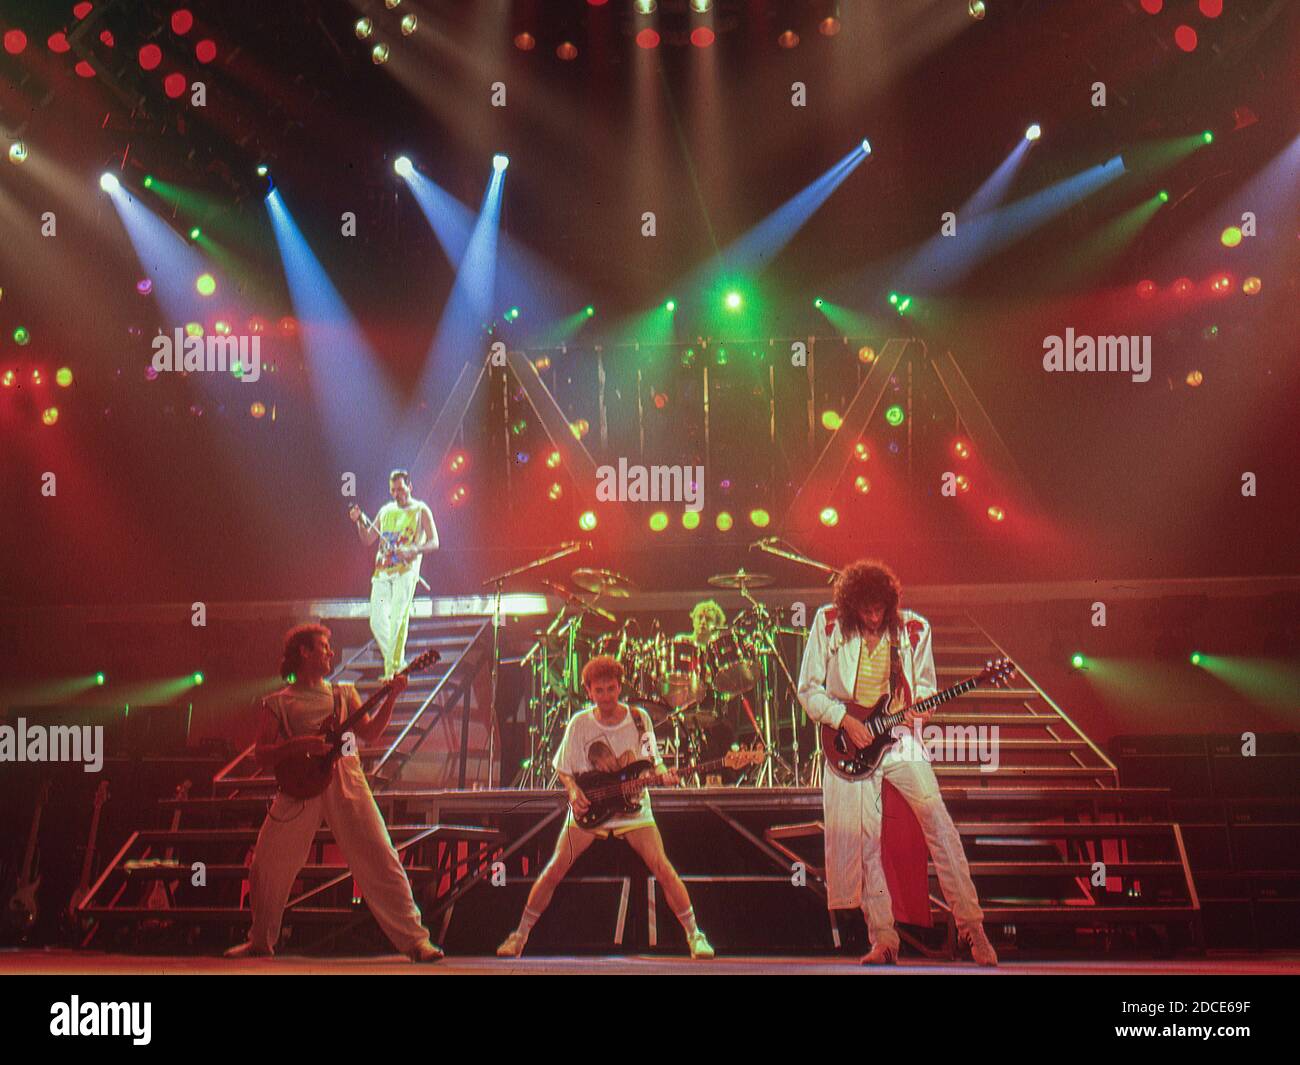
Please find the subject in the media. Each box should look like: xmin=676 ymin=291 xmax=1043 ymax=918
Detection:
xmin=516 ymin=906 xmax=542 ymax=938
xmin=676 ymin=907 xmax=699 ymax=937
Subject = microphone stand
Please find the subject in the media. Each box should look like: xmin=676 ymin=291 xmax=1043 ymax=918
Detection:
xmin=481 ymin=542 xmax=585 ymax=789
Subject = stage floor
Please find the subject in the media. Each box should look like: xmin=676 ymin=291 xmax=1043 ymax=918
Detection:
xmin=2 ymin=949 xmax=1296 ymax=976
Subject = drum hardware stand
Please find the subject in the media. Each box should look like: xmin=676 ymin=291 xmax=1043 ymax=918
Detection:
xmin=485 ymin=541 xmax=585 ymax=789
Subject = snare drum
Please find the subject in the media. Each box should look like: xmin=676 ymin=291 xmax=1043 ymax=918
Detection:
xmin=661 ymin=636 xmax=705 ymax=708
xmin=708 ymin=629 xmax=758 ymax=694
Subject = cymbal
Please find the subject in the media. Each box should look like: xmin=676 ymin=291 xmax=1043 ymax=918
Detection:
xmin=707 ymin=568 xmax=774 ymax=590
xmin=531 ymin=629 xmax=571 ymax=650
xmin=571 ymin=568 xmax=637 ymax=598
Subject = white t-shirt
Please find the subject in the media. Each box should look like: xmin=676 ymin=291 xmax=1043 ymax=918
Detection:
xmin=554 ymin=704 xmax=660 ymax=832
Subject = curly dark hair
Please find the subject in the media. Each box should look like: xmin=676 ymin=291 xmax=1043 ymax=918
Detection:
xmin=280 ymin=623 xmax=331 ymax=680
xmin=833 ymin=560 xmax=902 ymax=638
xmin=581 ymin=654 xmax=625 ymax=689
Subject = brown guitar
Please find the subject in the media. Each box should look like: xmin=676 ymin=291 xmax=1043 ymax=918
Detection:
xmin=274 ymin=648 xmax=441 ymax=799
xmin=67 ymin=780 xmax=110 ymax=924
xmin=6 ymin=779 xmax=52 ymax=933
xmin=141 ymin=779 xmax=192 ymax=922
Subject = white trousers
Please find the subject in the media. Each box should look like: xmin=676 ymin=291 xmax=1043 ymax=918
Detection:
xmin=823 ymin=731 xmax=983 ymax=950
xmin=369 ymin=568 xmax=419 ymax=678
xmin=247 ymin=759 xmax=429 ymax=953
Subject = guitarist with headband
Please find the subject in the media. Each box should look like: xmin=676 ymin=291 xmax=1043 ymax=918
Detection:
xmin=797 ymin=560 xmax=997 ymax=966
xmin=496 ymin=655 xmax=715 ymax=960
xmin=225 ymin=624 xmax=443 ymax=962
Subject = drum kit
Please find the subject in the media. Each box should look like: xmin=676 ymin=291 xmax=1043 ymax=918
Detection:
xmin=517 ymin=566 xmax=810 ymax=789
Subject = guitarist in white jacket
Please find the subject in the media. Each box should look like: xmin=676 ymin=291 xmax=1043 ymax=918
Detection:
xmin=797 ymin=560 xmax=997 ymax=966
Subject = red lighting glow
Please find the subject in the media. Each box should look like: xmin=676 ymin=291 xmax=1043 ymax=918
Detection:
xmin=1139 ymin=0 xmax=1163 ymax=13
xmin=75 ymin=60 xmax=97 ymax=78
xmin=635 ymin=29 xmax=660 ymax=49
xmin=556 ymin=41 xmax=578 ymax=60
xmin=690 ymin=27 xmax=715 ymax=48
xmin=1199 ymin=0 xmax=1223 ymax=17
xmin=195 ymin=39 xmax=217 ymax=64
xmin=4 ymin=30 xmax=28 ymax=55
xmin=1174 ymin=25 xmax=1198 ymax=51
xmin=513 ymin=33 xmax=535 ymax=51
xmin=48 ymin=32 xmax=70 ymax=53
xmin=171 ymin=10 xmax=194 ymax=35
xmin=163 ymin=72 xmax=187 ymax=97
xmin=1173 ymin=277 xmax=1193 ymax=297
xmin=1136 ymin=279 xmax=1156 ymax=299
xmin=73 ymin=2 xmax=93 ymax=18
xmin=138 ymin=43 xmax=162 ymax=69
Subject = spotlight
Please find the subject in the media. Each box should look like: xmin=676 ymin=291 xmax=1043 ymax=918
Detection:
xmin=819 ymin=507 xmax=839 ymax=527
xmin=725 ymin=291 xmax=742 ymax=310
xmin=188 ymin=226 xmax=202 ymax=241
xmin=579 ymin=510 xmax=598 ymax=531
xmin=716 ymin=511 xmax=734 ymax=532
xmin=665 ymin=299 xmax=676 ymax=312
xmin=814 ymin=297 xmax=824 ymax=308
xmin=749 ymin=509 xmax=771 ymax=528
xmin=1025 ymin=123 xmax=1042 ymax=142
xmin=514 ymin=33 xmax=535 ymax=51
xmin=143 ymin=175 xmax=154 ymax=188
xmin=41 ymin=407 xmax=59 ymax=426
xmin=401 ymin=14 xmax=417 ymax=36
xmin=1071 ymin=653 xmax=1085 ymax=670
xmin=778 ymin=31 xmax=799 ymax=49
xmin=690 ymin=0 xmax=712 ymax=11
xmin=493 ymin=153 xmax=509 ymax=171
xmin=885 ymin=405 xmax=905 ymax=426
xmin=1201 ymin=130 xmax=1214 ymax=145
xmin=371 ymin=42 xmax=390 ymax=64
xmin=584 ymin=305 xmax=595 ymax=318
xmin=860 ymin=138 xmax=871 ymax=155
xmin=56 ymin=367 xmax=73 ymax=387
xmin=1190 ymin=652 xmax=1203 ymax=665
xmin=8 ymin=141 xmax=28 ymax=165
xmin=1158 ymin=189 xmax=1169 ymax=203
xmin=196 ymin=273 xmax=216 ymax=296
xmin=256 ymin=164 xmax=269 ymax=177
xmin=649 ymin=511 xmax=669 ymax=532
xmin=192 ymin=671 xmax=205 ymax=685
xmin=986 ymin=505 xmax=1005 ymax=522
xmin=819 ymin=17 xmax=842 ymax=36
xmin=99 ymin=172 xmax=120 ymax=192
xmin=634 ymin=0 xmax=657 ymax=13
xmin=95 ymin=672 xmax=106 ymax=685
xmin=968 ymin=1 xmax=987 ymax=19
xmin=394 ymin=155 xmax=414 ymax=177
xmin=354 ymin=17 xmax=373 ymax=40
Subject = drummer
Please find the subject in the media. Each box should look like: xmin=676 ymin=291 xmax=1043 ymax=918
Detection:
xmin=688 ymin=599 xmax=727 ymax=650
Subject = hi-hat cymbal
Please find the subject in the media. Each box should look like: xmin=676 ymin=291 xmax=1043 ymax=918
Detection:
xmin=707 ymin=568 xmax=774 ymax=590
xmin=571 ymin=568 xmax=637 ymax=598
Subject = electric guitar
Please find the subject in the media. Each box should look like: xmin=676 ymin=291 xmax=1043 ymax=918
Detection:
xmin=274 ymin=648 xmax=441 ymax=799
xmin=67 ymin=780 xmax=110 ymax=923
xmin=6 ymin=779 xmax=52 ymax=933
xmin=141 ymin=779 xmax=191 ymax=923
xmin=573 ymin=747 xmax=766 ymax=829
xmin=822 ymin=658 xmax=1017 ymax=781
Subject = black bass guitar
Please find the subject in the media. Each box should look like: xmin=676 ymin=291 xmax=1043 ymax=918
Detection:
xmin=573 ymin=747 xmax=765 ymax=829
xmin=822 ymin=658 xmax=1016 ymax=781
xmin=274 ymin=649 xmax=440 ymax=799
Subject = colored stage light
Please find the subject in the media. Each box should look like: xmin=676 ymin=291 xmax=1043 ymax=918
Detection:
xmin=99 ymin=172 xmax=120 ymax=192
xmin=1025 ymin=124 xmax=1042 ymax=142
xmin=448 ymin=485 xmax=468 ymax=507
xmin=691 ymin=27 xmax=716 ymax=48
xmin=1174 ymin=25 xmax=1197 ymax=52
xmin=1071 ymin=654 xmax=1085 ymax=669
xmin=819 ymin=507 xmax=839 ymax=528
xmin=192 ymin=671 xmax=204 ymax=685
xmin=854 ymin=476 xmax=870 ymax=495
xmin=447 ymin=451 xmax=468 ymax=474
xmin=514 ymin=33 xmax=535 ymax=51
xmin=196 ymin=39 xmax=217 ymax=63
xmin=506 ymin=306 xmax=520 ymax=320
xmin=185 ymin=322 xmax=204 ymax=338
xmin=548 ymin=483 xmax=563 ymax=502
xmin=690 ymin=0 xmax=712 ymax=11
xmin=493 ymin=153 xmax=509 ymax=172
xmin=556 ymin=42 xmax=578 ymax=61
xmin=250 ymin=402 xmax=266 ymax=418
xmin=822 ymin=411 xmax=842 ymax=431
xmin=1186 ymin=370 xmax=1203 ymax=387
xmin=1190 ymin=652 xmax=1203 ymax=665
xmin=41 ymin=407 xmax=59 ymax=426
xmin=9 ymin=141 xmax=28 ymax=165
xmin=649 ymin=511 xmax=669 ymax=532
xmin=1201 ymin=130 xmax=1214 ymax=145
xmin=1140 ymin=0 xmax=1162 ymax=12
xmin=888 ymin=292 xmax=899 ymax=305
xmin=897 ymin=296 xmax=911 ymax=313
xmin=1136 ymin=280 xmax=1156 ymax=299
xmin=394 ymin=155 xmax=413 ymax=177
xmin=987 ymin=506 xmax=1005 ymax=522
xmin=956 ymin=475 xmax=971 ymax=492
xmin=164 ymin=72 xmax=187 ymax=97
xmin=665 ymin=299 xmax=676 ymax=312
xmin=579 ymin=510 xmax=598 ymax=531
xmin=682 ymin=511 xmax=701 ymax=530
xmin=725 ymin=291 xmax=742 ymax=311
xmin=857 ymin=346 xmax=876 ymax=364
xmin=510 ymin=419 xmax=528 ymax=436
xmin=778 ymin=30 xmax=799 ymax=49
xmin=1211 ymin=274 xmax=1232 ymax=294
xmin=819 ymin=17 xmax=841 ymax=36
xmin=49 ymin=32 xmax=70 ymax=53
xmin=546 ymin=451 xmax=561 ymax=469
xmin=143 ymin=175 xmax=154 ymax=188
xmin=372 ymin=43 xmax=390 ymax=65
xmin=634 ymin=0 xmax=657 ymax=13
xmin=138 ymin=43 xmax=161 ymax=70
xmin=14 ymin=327 xmax=30 ymax=345
xmin=953 ymin=440 xmax=970 ymax=459
xmin=3 ymin=30 xmax=27 ymax=54
xmin=1220 ymin=226 xmax=1242 ymax=248
xmin=385 ymin=0 xmax=403 ymax=8
xmin=584 ymin=305 xmax=595 ymax=317
xmin=636 ymin=29 xmax=660 ymax=49
xmin=1172 ymin=278 xmax=1192 ymax=297
xmin=715 ymin=349 xmax=728 ymax=367
xmin=1243 ymin=277 xmax=1261 ymax=296
xmin=356 ymin=18 xmax=374 ymax=40
xmin=968 ymin=1 xmax=987 ymax=19
xmin=854 ymin=442 xmax=870 ymax=462
xmin=514 ymin=450 xmax=530 ymax=465
xmin=189 ymin=226 xmax=202 ymax=240
xmin=814 ymin=297 xmax=824 ymax=308
xmin=95 ymin=672 xmax=106 ymax=686
xmin=749 ymin=509 xmax=771 ymax=528
xmin=1199 ymin=0 xmax=1223 ymax=16
xmin=715 ymin=511 xmax=733 ymax=532
xmin=1158 ymin=190 xmax=1169 ymax=203
xmin=400 ymin=14 xmax=417 ymax=36
xmin=56 ymin=367 xmax=73 ymax=387
xmin=172 ymin=10 xmax=194 ymax=34
xmin=1 ymin=370 xmax=14 ymax=388
xmin=570 ymin=418 xmax=590 ymax=439
xmin=860 ymin=139 xmax=871 ymax=155
xmin=196 ymin=273 xmax=216 ymax=296
xmin=885 ymin=405 xmax=904 ymax=426
xmin=533 ymin=355 xmax=551 ymax=372
xmin=31 ymin=368 xmax=43 ymax=385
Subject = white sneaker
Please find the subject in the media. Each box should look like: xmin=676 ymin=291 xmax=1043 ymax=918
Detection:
xmin=496 ymin=930 xmax=527 ymax=957
xmin=960 ymin=925 xmax=999 ymax=966
xmin=687 ymin=930 xmax=715 ymax=959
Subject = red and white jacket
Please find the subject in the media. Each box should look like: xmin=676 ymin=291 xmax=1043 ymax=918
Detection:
xmin=797 ymin=605 xmax=937 ymax=727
